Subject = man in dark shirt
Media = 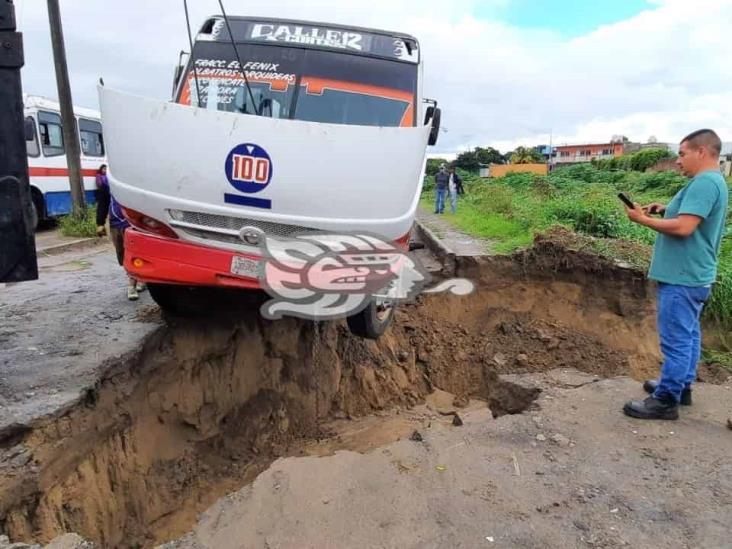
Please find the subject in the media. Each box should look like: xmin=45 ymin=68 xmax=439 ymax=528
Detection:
xmin=434 ymin=164 xmax=449 ymax=214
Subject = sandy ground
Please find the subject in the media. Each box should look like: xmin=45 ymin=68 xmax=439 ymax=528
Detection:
xmin=162 ymin=370 xmax=732 ymax=549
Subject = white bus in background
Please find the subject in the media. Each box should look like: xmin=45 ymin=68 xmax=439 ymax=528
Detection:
xmin=23 ymin=95 xmax=106 ymax=228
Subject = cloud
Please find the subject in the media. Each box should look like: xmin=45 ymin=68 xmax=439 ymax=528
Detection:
xmin=14 ymin=0 xmax=732 ymax=153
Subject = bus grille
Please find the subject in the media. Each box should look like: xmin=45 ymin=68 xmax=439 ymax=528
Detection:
xmin=168 ymin=209 xmax=320 ymax=241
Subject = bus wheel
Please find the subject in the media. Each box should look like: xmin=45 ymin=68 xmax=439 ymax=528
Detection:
xmin=29 ymin=200 xmax=39 ymax=232
xmin=346 ymin=298 xmax=394 ymax=340
xmin=148 ymin=283 xmax=206 ymax=316
xmin=29 ymin=188 xmax=46 ymax=232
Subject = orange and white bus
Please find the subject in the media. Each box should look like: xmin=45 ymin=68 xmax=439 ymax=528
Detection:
xmin=100 ymin=16 xmax=441 ymax=338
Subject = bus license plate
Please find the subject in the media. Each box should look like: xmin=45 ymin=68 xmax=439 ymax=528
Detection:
xmin=230 ymin=256 xmax=261 ymax=279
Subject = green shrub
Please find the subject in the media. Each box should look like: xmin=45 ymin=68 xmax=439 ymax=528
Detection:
xmin=706 ymin=238 xmax=732 ymax=326
xmin=594 ymin=147 xmax=675 ymax=172
xmin=630 ymin=171 xmax=686 ymax=195
xmin=543 ymin=193 xmax=626 ymax=238
xmin=59 ymin=206 xmax=97 ymax=238
xmin=480 ymin=185 xmax=515 ymax=215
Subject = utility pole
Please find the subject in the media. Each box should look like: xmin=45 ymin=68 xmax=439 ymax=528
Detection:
xmin=548 ymin=130 xmax=553 ymax=171
xmin=0 ymin=0 xmax=38 ymax=282
xmin=46 ymin=0 xmax=85 ymax=217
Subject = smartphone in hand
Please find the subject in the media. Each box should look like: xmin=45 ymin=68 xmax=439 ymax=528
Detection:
xmin=617 ymin=192 xmax=635 ymax=209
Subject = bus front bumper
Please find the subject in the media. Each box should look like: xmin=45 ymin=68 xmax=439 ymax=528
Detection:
xmin=123 ymin=228 xmax=263 ymax=290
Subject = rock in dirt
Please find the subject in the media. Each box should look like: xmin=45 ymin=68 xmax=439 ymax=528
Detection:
xmin=409 ymin=430 xmax=423 ymax=442
xmin=550 ymin=434 xmax=571 ymax=448
xmin=493 ymin=353 xmax=507 ymax=367
xmin=452 ymin=414 xmax=464 ymax=427
xmin=44 ymin=533 xmax=94 ymax=548
xmin=727 ymin=418 xmax=732 ymax=431
xmin=0 ymin=539 xmax=41 ymax=549
xmin=516 ymin=354 xmax=530 ymax=367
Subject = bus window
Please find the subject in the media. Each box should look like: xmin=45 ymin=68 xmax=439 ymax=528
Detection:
xmin=38 ymin=110 xmax=65 ymax=157
xmin=79 ymin=118 xmax=104 ymax=157
xmin=25 ymin=116 xmax=40 ymax=157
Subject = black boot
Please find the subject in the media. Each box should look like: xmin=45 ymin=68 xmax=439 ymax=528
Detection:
xmin=643 ymin=380 xmax=692 ymax=406
xmin=623 ymin=395 xmax=679 ymax=420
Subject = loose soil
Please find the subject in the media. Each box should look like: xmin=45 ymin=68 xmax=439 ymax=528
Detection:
xmin=0 ymin=232 xmax=728 ymax=547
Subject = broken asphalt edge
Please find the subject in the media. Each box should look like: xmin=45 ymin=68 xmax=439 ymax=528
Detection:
xmin=36 ymin=236 xmax=105 ymax=257
xmin=414 ymin=220 xmax=457 ymax=276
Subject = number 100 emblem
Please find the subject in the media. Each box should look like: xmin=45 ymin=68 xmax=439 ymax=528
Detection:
xmin=232 ymin=154 xmax=270 ymax=184
xmin=225 ymin=143 xmax=274 ymax=194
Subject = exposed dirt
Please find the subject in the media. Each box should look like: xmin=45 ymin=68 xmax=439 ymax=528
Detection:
xmin=0 ymin=232 xmax=728 ymax=548
xmin=163 ymin=372 xmax=732 ymax=549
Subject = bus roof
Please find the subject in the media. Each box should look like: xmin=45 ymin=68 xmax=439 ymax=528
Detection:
xmin=23 ymin=94 xmax=101 ymax=120
xmin=196 ymin=16 xmax=420 ymax=63
xmin=200 ymin=15 xmax=419 ymax=44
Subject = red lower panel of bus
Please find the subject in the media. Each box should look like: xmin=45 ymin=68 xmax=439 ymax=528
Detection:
xmin=124 ymin=227 xmax=412 ymax=290
xmin=123 ymin=229 xmax=263 ymax=289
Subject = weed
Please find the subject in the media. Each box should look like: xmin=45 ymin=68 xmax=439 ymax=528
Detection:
xmin=59 ymin=206 xmax=98 ymax=238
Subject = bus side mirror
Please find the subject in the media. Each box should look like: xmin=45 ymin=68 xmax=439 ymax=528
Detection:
xmin=424 ymin=106 xmax=441 ymax=146
xmin=172 ymin=64 xmax=184 ymax=97
xmin=24 ymin=118 xmax=34 ymax=141
xmin=171 ymin=51 xmax=190 ymax=99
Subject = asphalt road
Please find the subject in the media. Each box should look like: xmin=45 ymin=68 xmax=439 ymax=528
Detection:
xmin=0 ymin=243 xmax=159 ymax=432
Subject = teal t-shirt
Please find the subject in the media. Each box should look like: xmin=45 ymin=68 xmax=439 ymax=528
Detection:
xmin=648 ymin=170 xmax=729 ymax=286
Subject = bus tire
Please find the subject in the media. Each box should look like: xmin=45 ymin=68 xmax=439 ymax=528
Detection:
xmin=30 ymin=188 xmax=44 ymax=232
xmin=148 ymin=283 xmax=206 ymax=316
xmin=29 ymin=200 xmax=38 ymax=232
xmin=346 ymin=299 xmax=394 ymax=340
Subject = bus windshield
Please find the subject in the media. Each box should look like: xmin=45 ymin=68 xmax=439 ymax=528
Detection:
xmin=178 ymin=42 xmax=417 ymax=127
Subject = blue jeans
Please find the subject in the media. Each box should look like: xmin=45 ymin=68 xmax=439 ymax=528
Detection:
xmin=435 ymin=188 xmax=447 ymax=213
xmin=654 ymin=283 xmax=711 ymax=403
xmin=449 ymin=189 xmax=458 ymax=213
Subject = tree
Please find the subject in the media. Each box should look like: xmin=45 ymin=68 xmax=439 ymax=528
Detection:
xmin=454 ymin=146 xmax=505 ymax=172
xmin=474 ymin=146 xmax=505 ymax=166
xmin=453 ymin=149 xmax=480 ymax=172
xmin=509 ymin=146 xmax=544 ymax=164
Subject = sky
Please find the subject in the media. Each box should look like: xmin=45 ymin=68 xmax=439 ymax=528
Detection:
xmin=14 ymin=0 xmax=732 ymax=154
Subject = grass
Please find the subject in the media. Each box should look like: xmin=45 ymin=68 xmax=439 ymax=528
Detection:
xmin=422 ymin=165 xmax=732 ymax=326
xmin=702 ymin=349 xmax=732 ymax=374
xmin=58 ymin=206 xmax=98 ymax=238
xmin=453 ymin=209 xmax=534 ymax=253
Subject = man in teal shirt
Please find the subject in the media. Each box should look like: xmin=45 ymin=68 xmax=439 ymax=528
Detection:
xmin=624 ymin=129 xmax=728 ymax=420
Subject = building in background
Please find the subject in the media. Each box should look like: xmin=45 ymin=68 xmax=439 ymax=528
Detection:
xmin=553 ymin=139 xmax=625 ymax=165
xmin=485 ymin=163 xmax=548 ymax=178
xmin=622 ymin=136 xmax=673 ymax=154
xmin=532 ymin=144 xmax=556 ymax=162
